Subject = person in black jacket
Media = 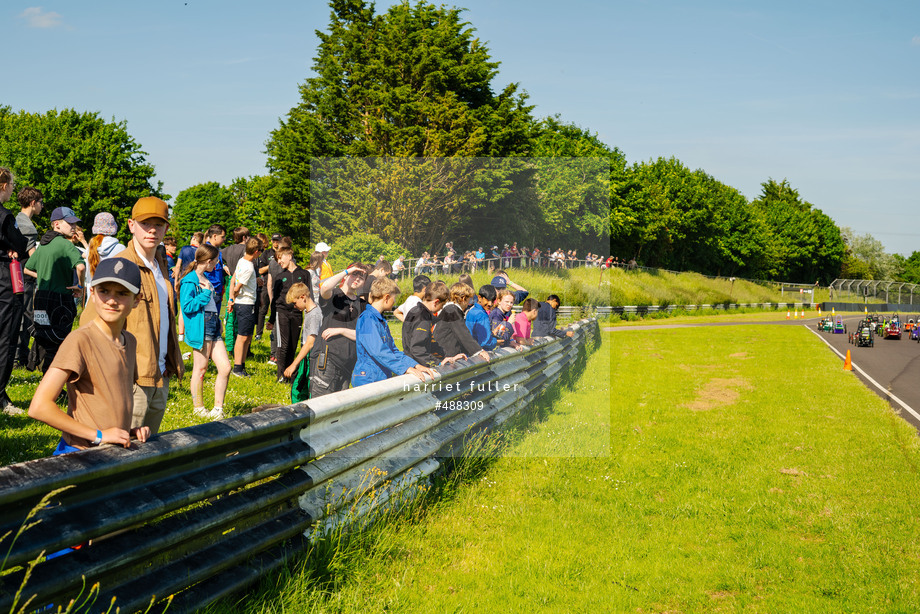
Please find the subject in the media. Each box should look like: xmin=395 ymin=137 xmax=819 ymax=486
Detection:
xmin=0 ymin=167 xmax=29 ymax=414
xmin=402 ymin=281 xmax=465 ymax=368
xmin=433 ymin=282 xmax=490 ymax=362
xmin=532 ymin=294 xmax=574 ymax=339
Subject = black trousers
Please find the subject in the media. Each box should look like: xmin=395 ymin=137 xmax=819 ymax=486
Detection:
xmin=16 ymin=276 xmax=35 ymax=364
xmin=0 ymin=266 xmax=24 ymax=404
xmin=275 ymin=308 xmax=302 ymax=379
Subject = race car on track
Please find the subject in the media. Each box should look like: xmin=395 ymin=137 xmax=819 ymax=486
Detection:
xmin=833 ymin=316 xmax=845 ymax=334
xmin=884 ymin=317 xmax=902 ymax=340
xmin=818 ymin=317 xmax=832 ymax=332
xmin=912 ymin=324 xmax=920 ymax=342
xmin=851 ymin=320 xmax=874 ymax=347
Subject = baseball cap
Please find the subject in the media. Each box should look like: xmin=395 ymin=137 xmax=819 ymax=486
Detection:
xmin=491 ymin=276 xmax=508 ymax=289
xmin=315 ymin=241 xmax=331 ymax=252
xmin=131 ymin=197 xmax=169 ymax=222
xmin=50 ymin=207 xmax=80 ymax=224
xmin=91 ymin=257 xmax=142 ymax=294
xmin=271 ymin=233 xmax=282 ymax=241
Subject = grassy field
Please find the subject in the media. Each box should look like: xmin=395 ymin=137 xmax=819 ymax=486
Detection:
xmin=212 ymin=325 xmax=920 ymax=613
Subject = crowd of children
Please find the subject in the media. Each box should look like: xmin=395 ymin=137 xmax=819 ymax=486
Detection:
xmin=0 ymin=181 xmax=575 ymax=459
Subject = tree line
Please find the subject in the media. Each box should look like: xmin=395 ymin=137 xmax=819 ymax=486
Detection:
xmin=1 ymin=0 xmax=916 ymax=285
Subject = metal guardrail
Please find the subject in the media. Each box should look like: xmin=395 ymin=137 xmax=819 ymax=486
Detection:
xmin=0 ymin=318 xmax=600 ymax=614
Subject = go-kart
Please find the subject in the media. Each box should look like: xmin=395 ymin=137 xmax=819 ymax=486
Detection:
xmin=885 ymin=317 xmax=902 ymax=340
xmin=818 ymin=317 xmax=832 ymax=332
xmin=851 ymin=320 xmax=874 ymax=347
xmin=833 ymin=316 xmax=846 ymax=334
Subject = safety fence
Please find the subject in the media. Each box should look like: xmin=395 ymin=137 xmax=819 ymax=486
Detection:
xmin=0 ymin=318 xmax=600 ymax=614
xmin=548 ymin=303 xmax=818 ymax=319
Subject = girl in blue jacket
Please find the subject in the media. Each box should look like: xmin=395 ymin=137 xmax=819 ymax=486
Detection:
xmin=180 ymin=244 xmax=231 ymax=419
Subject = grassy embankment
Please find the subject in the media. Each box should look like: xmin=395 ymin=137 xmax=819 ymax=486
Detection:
xmin=215 ymin=326 xmax=920 ymax=613
xmin=397 ymin=265 xmax=873 ymax=310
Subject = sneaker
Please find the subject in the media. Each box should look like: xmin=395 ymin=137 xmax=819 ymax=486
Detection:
xmin=1 ymin=400 xmax=23 ymax=416
xmin=231 ymin=369 xmax=251 ymax=378
xmin=268 ymin=356 xmax=277 ymax=364
xmin=255 ymin=334 xmax=262 ymax=341
xmin=182 ymin=352 xmax=192 ymax=361
xmin=193 ymin=407 xmax=210 ymax=418
xmin=209 ymin=407 xmax=225 ymax=419
xmin=276 ymin=377 xmax=290 ymax=384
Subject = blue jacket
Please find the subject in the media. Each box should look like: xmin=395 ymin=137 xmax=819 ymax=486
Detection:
xmin=465 ymin=302 xmax=497 ymax=350
xmin=352 ymin=304 xmax=419 ymax=387
xmin=179 ymin=270 xmax=216 ymax=350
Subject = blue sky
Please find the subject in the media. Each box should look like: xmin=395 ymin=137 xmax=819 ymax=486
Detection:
xmin=5 ymin=1 xmax=919 ymax=255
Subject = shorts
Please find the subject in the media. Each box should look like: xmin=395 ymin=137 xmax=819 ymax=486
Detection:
xmin=234 ymin=303 xmax=256 ymax=337
xmin=203 ymin=311 xmax=222 ymax=341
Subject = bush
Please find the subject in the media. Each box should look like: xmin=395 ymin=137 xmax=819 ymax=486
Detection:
xmin=328 ymin=233 xmax=406 ymax=270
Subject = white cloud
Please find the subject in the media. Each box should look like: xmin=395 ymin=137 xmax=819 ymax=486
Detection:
xmin=19 ymin=7 xmax=64 ymax=29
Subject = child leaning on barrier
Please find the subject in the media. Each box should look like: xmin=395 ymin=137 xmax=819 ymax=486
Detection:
xmin=403 ymin=280 xmax=466 ymax=368
xmin=434 ymin=282 xmax=490 ymax=362
xmin=352 ymin=277 xmax=439 ymax=387
xmin=28 ymin=258 xmax=150 ymax=455
xmin=512 ymin=298 xmax=540 ymax=345
xmin=465 ymin=284 xmax=497 ymax=351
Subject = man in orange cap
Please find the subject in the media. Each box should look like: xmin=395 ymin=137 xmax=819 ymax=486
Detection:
xmin=81 ymin=196 xmax=183 ymax=434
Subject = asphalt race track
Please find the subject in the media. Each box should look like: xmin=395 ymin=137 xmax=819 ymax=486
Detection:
xmin=807 ymin=314 xmax=920 ymax=432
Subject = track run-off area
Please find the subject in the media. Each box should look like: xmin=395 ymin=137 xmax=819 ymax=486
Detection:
xmin=607 ymin=313 xmax=920 ymax=434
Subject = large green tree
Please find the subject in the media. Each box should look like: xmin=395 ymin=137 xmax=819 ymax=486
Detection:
xmin=265 ymin=0 xmax=534 ymax=248
xmin=171 ymin=182 xmax=237 ymax=244
xmin=751 ymin=178 xmax=845 ymax=284
xmin=0 ymin=107 xmax=164 ymax=240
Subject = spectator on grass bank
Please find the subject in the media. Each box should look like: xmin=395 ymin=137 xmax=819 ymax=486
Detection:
xmin=489 ymin=289 xmax=517 ymax=348
xmin=393 ymin=274 xmax=430 ymax=322
xmin=163 ymin=236 xmax=177 ymax=285
xmin=202 ymin=225 xmax=227 ymax=314
xmin=29 ymin=257 xmax=150 ymax=453
xmin=466 ymin=284 xmax=497 ymax=351
xmin=80 ymin=197 xmax=184 ymax=436
xmin=14 ymin=185 xmax=42 ymax=369
xmin=315 ymin=241 xmax=332 ymax=282
xmin=352 ymin=276 xmax=438 ymax=388
xmin=85 ymin=212 xmax=126 ymax=292
xmin=179 ymin=244 xmax=230 ymax=420
xmin=25 ymin=206 xmax=85 ymax=375
xmin=254 ymin=232 xmax=274 ymax=340
xmin=512 ymin=298 xmax=540 ymax=345
xmin=283 ymin=282 xmax=322 ymax=402
xmin=402 ymin=280 xmax=468 ymax=368
xmin=491 ymin=271 xmax=528 ymax=304
xmin=433 ymin=283 xmax=490 ymax=363
xmin=229 ymin=237 xmax=262 ymax=378
xmin=310 ymin=264 xmax=366 ymax=397
xmin=271 ymin=245 xmax=310 ymax=383
xmin=0 ymin=168 xmax=28 ymax=415
xmin=174 ymin=231 xmax=203 ymax=342
xmin=532 ymin=294 xmax=574 ymax=339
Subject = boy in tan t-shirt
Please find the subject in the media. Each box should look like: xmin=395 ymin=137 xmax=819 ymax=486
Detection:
xmin=28 ymin=257 xmax=150 ymax=455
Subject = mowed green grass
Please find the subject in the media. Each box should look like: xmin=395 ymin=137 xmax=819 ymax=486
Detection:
xmin=222 ymin=326 xmax=920 ymax=613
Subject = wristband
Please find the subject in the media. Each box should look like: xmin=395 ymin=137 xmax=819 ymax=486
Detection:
xmin=93 ymin=429 xmax=102 ymax=446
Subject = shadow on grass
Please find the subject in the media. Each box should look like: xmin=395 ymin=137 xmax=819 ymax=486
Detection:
xmin=205 ymin=330 xmax=602 ymax=613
